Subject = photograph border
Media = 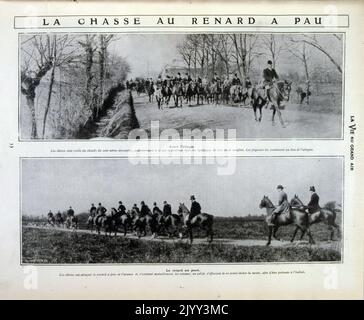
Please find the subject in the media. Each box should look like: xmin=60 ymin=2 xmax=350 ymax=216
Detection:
xmin=19 ymin=155 xmax=345 ymax=266
xmin=17 ymin=29 xmax=346 ymax=142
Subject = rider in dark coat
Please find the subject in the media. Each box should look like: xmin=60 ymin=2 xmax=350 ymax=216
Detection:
xmin=67 ymin=206 xmax=75 ymax=217
xmin=232 ymin=73 xmax=241 ymax=86
xmin=189 ymin=195 xmax=201 ymax=220
xmin=263 ymin=60 xmax=279 ymax=102
xmin=118 ymin=201 xmax=126 ymax=214
xmin=153 ymin=202 xmax=163 ymax=214
xmin=263 ymin=60 xmax=279 ymax=84
xmin=90 ymin=203 xmax=96 ymax=215
xmin=307 ymin=186 xmax=320 ymax=214
xmin=140 ymin=201 xmax=150 ymax=217
xmin=162 ymin=201 xmax=172 ymax=217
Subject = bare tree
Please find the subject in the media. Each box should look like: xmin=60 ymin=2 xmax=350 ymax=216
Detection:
xmin=260 ymin=34 xmax=285 ymax=68
xmin=21 ymin=35 xmax=54 ymax=138
xmin=288 ymin=41 xmax=311 ymax=104
xmin=292 ymin=34 xmax=342 ymax=74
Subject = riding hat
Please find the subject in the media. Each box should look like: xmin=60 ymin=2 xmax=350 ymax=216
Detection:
xmin=163 ymin=201 xmax=167 ymax=204
xmin=267 ymin=60 xmax=273 ymax=65
xmin=276 ymin=185 xmax=284 ymax=190
xmin=190 ymin=195 xmax=196 ymax=200
xmin=153 ymin=202 xmax=157 ymax=206
xmin=309 ymin=186 xmax=316 ymax=192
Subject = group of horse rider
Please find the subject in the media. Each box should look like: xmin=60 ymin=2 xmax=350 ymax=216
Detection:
xmin=269 ymin=185 xmax=321 ymax=226
xmin=128 ymin=60 xmax=277 ymax=92
xmin=84 ymin=195 xmax=202 ymax=225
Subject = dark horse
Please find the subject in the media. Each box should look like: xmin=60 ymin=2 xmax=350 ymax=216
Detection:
xmin=111 ymin=208 xmax=133 ymax=236
xmin=251 ymin=80 xmax=291 ymax=125
xmin=290 ymin=195 xmax=341 ymax=241
xmin=259 ymin=196 xmax=314 ymax=246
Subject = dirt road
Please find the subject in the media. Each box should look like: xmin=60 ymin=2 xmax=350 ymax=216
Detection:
xmin=133 ymin=94 xmax=342 ymax=139
xmin=24 ymin=225 xmax=341 ymax=252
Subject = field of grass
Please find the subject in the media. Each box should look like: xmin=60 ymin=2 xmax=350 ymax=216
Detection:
xmin=22 ymin=227 xmax=341 ymax=264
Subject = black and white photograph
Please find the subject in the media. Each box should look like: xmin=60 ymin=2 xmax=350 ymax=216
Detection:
xmin=21 ymin=157 xmax=343 ymax=264
xmin=19 ymin=33 xmax=344 ymax=140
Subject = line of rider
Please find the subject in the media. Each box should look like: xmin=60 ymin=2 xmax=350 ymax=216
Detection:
xmin=87 ymin=195 xmax=202 ymax=225
xmin=268 ymin=185 xmax=321 ymax=227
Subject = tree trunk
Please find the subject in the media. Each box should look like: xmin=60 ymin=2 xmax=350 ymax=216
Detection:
xmin=42 ymin=62 xmax=56 ymax=138
xmin=26 ymin=94 xmax=38 ymax=138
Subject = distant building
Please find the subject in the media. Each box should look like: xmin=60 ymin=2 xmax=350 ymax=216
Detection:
xmin=161 ymin=59 xmax=201 ymax=78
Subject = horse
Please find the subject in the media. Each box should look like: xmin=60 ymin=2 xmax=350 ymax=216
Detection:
xmin=65 ymin=215 xmax=78 ymax=230
xmin=172 ymin=82 xmax=184 ymax=107
xmin=94 ymin=213 xmax=114 ymax=236
xmin=211 ymin=81 xmax=222 ymax=105
xmin=259 ymin=195 xmax=314 ymax=246
xmin=47 ymin=212 xmax=55 ymax=227
xmin=290 ymin=195 xmax=341 ymax=241
xmin=177 ymin=203 xmax=214 ymax=244
xmin=251 ymin=80 xmax=291 ymax=125
xmin=222 ymin=83 xmax=231 ymax=104
xmin=195 ymin=82 xmax=205 ymax=105
xmin=203 ymin=83 xmax=213 ymax=104
xmin=185 ymin=82 xmax=196 ymax=106
xmin=155 ymin=87 xmax=164 ymax=110
xmin=161 ymin=214 xmax=184 ymax=239
xmin=55 ymin=212 xmax=64 ymax=227
xmin=111 ymin=208 xmax=132 ymax=236
xmin=296 ymin=86 xmax=311 ymax=105
xmin=130 ymin=208 xmax=147 ymax=238
xmin=161 ymin=84 xmax=172 ymax=107
xmin=147 ymin=83 xmax=155 ymax=102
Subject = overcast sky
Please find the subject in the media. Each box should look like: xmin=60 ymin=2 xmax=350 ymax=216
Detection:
xmin=22 ymin=158 xmax=343 ymax=217
xmin=107 ymin=33 xmax=343 ymax=79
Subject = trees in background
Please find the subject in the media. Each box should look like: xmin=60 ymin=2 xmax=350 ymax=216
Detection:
xmin=177 ymin=33 xmax=343 ymax=85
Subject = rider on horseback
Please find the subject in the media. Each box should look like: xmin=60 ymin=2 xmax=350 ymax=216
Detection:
xmin=232 ymin=73 xmax=241 ymax=86
xmin=95 ymin=203 xmax=107 ymax=223
xmin=153 ymin=202 xmax=163 ymax=214
xmin=306 ymin=186 xmax=320 ymax=214
xmin=262 ymin=60 xmax=279 ymax=105
xmin=118 ymin=201 xmax=126 ymax=214
xmin=162 ymin=200 xmax=172 ymax=222
xmin=89 ymin=203 xmax=96 ymax=217
xmin=67 ymin=206 xmax=75 ymax=217
xmin=140 ymin=201 xmax=150 ymax=217
xmin=268 ymin=185 xmax=290 ymax=226
xmin=189 ymin=195 xmax=201 ymax=221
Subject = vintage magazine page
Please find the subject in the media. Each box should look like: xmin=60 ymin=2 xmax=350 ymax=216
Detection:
xmin=0 ymin=0 xmax=363 ymax=300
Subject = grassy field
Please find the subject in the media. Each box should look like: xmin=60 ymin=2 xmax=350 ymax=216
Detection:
xmin=22 ymin=225 xmax=341 ymax=264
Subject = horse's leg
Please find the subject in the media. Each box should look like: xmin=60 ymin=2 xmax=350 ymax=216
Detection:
xmin=208 ymin=225 xmax=213 ymax=243
xmin=259 ymin=105 xmax=263 ymax=122
xmin=275 ymin=104 xmax=286 ymax=128
xmin=305 ymin=227 xmax=315 ymax=244
xmin=253 ymin=102 xmax=258 ymax=121
xmin=188 ymin=226 xmax=193 ymax=244
xmin=273 ymin=226 xmax=280 ymax=241
xmin=299 ymin=228 xmax=306 ymax=241
xmin=272 ymin=105 xmax=276 ymax=123
xmin=290 ymin=226 xmax=300 ymax=242
xmin=266 ymin=226 xmax=273 ymax=246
